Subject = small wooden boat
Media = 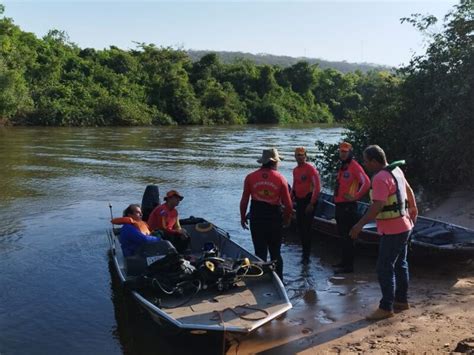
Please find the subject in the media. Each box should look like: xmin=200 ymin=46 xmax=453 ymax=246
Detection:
xmin=107 ymin=187 xmax=292 ymax=334
xmin=312 ymin=192 xmax=474 ymax=254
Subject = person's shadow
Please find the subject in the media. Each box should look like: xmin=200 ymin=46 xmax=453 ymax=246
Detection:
xmin=255 ymin=318 xmax=370 ymax=354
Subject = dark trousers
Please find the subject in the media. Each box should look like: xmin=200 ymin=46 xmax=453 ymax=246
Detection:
xmin=295 ymin=194 xmax=314 ymax=258
xmin=162 ymin=231 xmax=189 ymax=254
xmin=335 ymin=202 xmax=359 ymax=269
xmin=376 ymin=231 xmax=410 ymax=311
xmin=250 ymin=201 xmax=283 ymax=280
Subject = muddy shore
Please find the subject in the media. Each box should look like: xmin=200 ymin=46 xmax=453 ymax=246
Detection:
xmin=228 ymin=195 xmax=474 ymax=354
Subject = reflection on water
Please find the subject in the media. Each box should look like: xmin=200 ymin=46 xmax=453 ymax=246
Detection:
xmin=0 ymin=125 xmax=343 ymax=354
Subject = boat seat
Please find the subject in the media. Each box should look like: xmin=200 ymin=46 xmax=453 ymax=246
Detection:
xmin=135 ymin=240 xmax=177 ymax=257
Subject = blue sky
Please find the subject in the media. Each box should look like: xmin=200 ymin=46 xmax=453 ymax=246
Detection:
xmin=3 ymin=1 xmax=457 ymax=66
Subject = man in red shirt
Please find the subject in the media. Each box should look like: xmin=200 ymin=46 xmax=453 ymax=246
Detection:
xmin=148 ymin=190 xmax=189 ymax=253
xmin=240 ymin=148 xmax=292 ymax=280
xmin=351 ymin=145 xmax=417 ymax=320
xmin=292 ymin=147 xmax=321 ymax=264
xmin=333 ymin=142 xmax=370 ymax=273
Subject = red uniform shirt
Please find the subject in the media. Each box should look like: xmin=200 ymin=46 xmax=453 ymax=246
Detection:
xmin=147 ymin=203 xmax=181 ymax=235
xmin=240 ymin=167 xmax=292 ymax=221
xmin=334 ymin=159 xmax=370 ymax=203
xmin=292 ymin=162 xmax=321 ymax=205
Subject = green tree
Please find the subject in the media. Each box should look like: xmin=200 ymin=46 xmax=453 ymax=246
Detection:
xmin=0 ymin=59 xmax=33 ymax=121
xmin=339 ymin=0 xmax=474 ymax=188
xmin=256 ymin=65 xmax=279 ymax=97
xmin=280 ymin=61 xmax=317 ymax=94
xmin=0 ymin=2 xmax=390 ymax=128
xmin=198 ymin=79 xmax=246 ymax=124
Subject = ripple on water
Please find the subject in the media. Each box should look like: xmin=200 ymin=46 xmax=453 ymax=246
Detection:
xmin=0 ymin=125 xmax=343 ymax=354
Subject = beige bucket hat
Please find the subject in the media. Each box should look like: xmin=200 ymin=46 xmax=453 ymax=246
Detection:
xmin=257 ymin=148 xmax=283 ymax=164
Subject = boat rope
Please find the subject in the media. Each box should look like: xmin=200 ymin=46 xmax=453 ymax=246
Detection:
xmin=195 ymin=222 xmax=214 ymax=233
xmin=211 ymin=303 xmax=269 ymax=322
xmin=152 ymin=278 xmax=176 ymax=295
xmin=237 ymin=263 xmax=264 ymax=278
xmin=157 ymin=279 xmax=202 ymax=309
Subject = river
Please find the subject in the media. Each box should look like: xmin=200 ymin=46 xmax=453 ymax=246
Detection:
xmin=0 ymin=125 xmax=345 ymax=354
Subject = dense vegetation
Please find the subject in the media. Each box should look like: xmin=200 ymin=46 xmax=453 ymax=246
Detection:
xmin=1 ymin=0 xmax=472 ymax=188
xmin=187 ymin=50 xmax=388 ymax=73
xmin=0 ymin=4 xmax=389 ymax=126
xmin=316 ymin=0 xmax=473 ymax=188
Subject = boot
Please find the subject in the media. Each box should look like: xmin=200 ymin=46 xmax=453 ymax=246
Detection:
xmin=366 ymin=308 xmax=394 ymax=321
xmin=393 ymin=302 xmax=410 ymax=312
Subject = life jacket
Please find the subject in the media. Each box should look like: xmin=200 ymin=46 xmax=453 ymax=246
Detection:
xmin=111 ymin=217 xmax=151 ymax=235
xmin=370 ymin=162 xmax=408 ymax=220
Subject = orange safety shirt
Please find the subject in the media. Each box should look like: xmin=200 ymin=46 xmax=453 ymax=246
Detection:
xmin=147 ymin=203 xmax=182 ymax=235
xmin=292 ymin=162 xmax=321 ymax=205
xmin=240 ymin=167 xmax=292 ymax=221
xmin=334 ymin=159 xmax=370 ymax=203
xmin=111 ymin=217 xmax=151 ymax=235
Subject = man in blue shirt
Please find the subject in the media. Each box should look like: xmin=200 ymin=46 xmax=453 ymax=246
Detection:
xmin=113 ymin=204 xmax=161 ymax=257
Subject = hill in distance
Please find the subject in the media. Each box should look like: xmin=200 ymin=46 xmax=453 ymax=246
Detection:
xmin=187 ymin=49 xmax=391 ymax=73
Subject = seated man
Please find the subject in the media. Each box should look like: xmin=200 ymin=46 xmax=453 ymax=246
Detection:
xmin=147 ymin=190 xmax=190 ymax=253
xmin=112 ymin=204 xmax=161 ymax=257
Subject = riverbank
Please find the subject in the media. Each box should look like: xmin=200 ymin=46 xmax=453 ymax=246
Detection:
xmin=231 ymin=263 xmax=474 ymax=354
xmin=230 ymin=193 xmax=474 ymax=354
xmin=424 ymin=189 xmax=474 ymax=230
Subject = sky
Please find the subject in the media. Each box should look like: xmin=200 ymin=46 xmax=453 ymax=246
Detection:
xmin=2 ymin=0 xmax=458 ymax=67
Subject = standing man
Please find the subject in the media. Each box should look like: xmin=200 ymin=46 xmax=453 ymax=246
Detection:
xmin=240 ymin=148 xmax=293 ymax=280
xmin=292 ymin=147 xmax=321 ymax=264
xmin=148 ymin=190 xmax=190 ymax=253
xmin=333 ymin=142 xmax=370 ymax=274
xmin=350 ymin=145 xmax=418 ymax=320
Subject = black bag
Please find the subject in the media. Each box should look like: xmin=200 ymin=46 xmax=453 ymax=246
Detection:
xmin=146 ymin=253 xmax=197 ymax=295
xmin=146 ymin=252 xmax=183 ymax=274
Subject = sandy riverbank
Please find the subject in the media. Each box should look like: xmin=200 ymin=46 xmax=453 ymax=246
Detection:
xmin=229 ymin=194 xmax=474 ymax=354
xmin=424 ymin=190 xmax=474 ymax=230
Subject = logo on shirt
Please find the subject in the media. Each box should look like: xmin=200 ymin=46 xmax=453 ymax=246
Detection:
xmin=254 ymin=181 xmax=278 ymax=189
xmin=262 ymin=173 xmax=268 ymax=179
xmin=343 ymin=172 xmax=351 ymax=179
xmin=159 ymin=210 xmax=168 ymax=216
xmin=258 ymin=189 xmax=275 ymax=197
xmin=301 ymin=175 xmax=307 ymax=181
